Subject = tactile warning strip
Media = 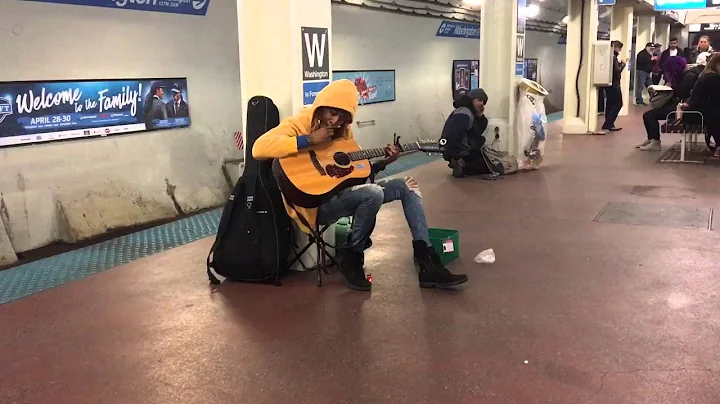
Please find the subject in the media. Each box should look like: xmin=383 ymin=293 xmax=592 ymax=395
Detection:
xmin=0 ymin=152 xmax=441 ymax=305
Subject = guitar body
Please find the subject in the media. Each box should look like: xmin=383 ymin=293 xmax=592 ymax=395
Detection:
xmin=273 ymin=137 xmax=373 ymax=208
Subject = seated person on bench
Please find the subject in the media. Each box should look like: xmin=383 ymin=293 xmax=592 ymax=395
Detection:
xmin=252 ymin=80 xmax=468 ymax=292
xmin=440 ymin=89 xmax=490 ymax=177
xmin=679 ymin=53 xmax=720 ymax=157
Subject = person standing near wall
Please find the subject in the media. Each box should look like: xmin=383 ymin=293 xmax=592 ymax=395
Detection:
xmin=602 ymin=41 xmax=626 ymax=132
xmin=659 ymin=37 xmax=680 ymax=83
xmin=635 ymin=43 xmax=655 ymax=106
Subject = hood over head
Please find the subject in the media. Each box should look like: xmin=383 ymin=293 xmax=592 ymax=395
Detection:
xmin=311 ymin=79 xmax=358 ymax=120
xmin=452 ymin=95 xmax=476 ymax=112
xmin=468 ymin=88 xmax=489 ymax=104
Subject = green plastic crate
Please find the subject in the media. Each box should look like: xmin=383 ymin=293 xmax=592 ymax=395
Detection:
xmin=429 ymin=228 xmax=460 ymax=265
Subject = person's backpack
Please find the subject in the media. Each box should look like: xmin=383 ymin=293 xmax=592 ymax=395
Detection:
xmin=206 ymin=96 xmax=292 ymax=285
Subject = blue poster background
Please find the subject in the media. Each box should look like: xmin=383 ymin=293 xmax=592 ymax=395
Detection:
xmin=0 ymin=78 xmax=191 ymax=147
xmin=26 ymin=0 xmax=210 ymax=16
xmin=332 ymin=71 xmax=396 ymax=106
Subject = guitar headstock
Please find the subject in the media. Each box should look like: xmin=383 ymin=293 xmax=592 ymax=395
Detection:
xmin=415 ymin=138 xmax=443 ymax=155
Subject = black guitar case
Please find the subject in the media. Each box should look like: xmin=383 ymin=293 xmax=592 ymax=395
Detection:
xmin=206 ymin=96 xmax=292 ymax=285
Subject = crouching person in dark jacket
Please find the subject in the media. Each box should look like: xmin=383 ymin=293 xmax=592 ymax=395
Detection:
xmin=440 ymin=89 xmax=490 ymax=178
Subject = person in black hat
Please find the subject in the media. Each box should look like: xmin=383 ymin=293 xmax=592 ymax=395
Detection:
xmin=440 ymin=88 xmax=491 ymax=178
xmin=144 ymin=81 xmax=168 ymax=129
xmin=635 ymin=42 xmax=656 ymax=106
xmin=166 ymin=83 xmax=189 ymax=119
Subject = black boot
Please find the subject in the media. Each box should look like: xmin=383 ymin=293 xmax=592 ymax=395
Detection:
xmin=450 ymin=159 xmax=465 ymax=178
xmin=338 ymin=249 xmax=372 ymax=291
xmin=413 ymin=241 xmax=468 ymax=289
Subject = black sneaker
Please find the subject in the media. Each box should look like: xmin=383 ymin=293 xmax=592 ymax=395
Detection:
xmin=412 ymin=241 xmax=468 ymax=289
xmin=338 ymin=249 xmax=371 ymax=291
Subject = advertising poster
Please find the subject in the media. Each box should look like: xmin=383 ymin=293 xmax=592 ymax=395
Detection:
xmin=0 ymin=78 xmax=191 ymax=148
xmin=332 ymin=70 xmax=396 ymax=106
xmin=524 ymin=58 xmax=538 ymax=81
xmin=451 ymin=60 xmax=480 ymax=100
xmin=25 ymin=0 xmax=211 ymax=16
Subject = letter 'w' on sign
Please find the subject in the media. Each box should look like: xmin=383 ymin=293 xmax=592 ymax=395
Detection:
xmin=304 ymin=32 xmax=326 ymax=68
xmin=301 ymin=27 xmax=330 ymax=81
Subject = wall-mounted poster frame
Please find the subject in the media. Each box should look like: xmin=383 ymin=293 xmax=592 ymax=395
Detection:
xmin=0 ymin=77 xmax=192 ymax=148
xmin=452 ymin=60 xmax=480 ymax=100
xmin=331 ymin=70 xmax=396 ymax=106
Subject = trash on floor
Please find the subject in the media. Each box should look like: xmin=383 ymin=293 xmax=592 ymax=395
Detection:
xmin=474 ymin=249 xmax=495 ymax=264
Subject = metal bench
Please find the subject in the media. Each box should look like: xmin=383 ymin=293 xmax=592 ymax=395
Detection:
xmin=660 ymin=111 xmax=706 ymax=164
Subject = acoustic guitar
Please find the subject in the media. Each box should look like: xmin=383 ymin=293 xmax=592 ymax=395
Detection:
xmin=273 ymin=135 xmax=440 ymax=208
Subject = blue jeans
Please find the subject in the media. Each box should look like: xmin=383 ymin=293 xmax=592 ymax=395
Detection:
xmin=317 ymin=178 xmax=430 ymax=252
xmin=635 ymin=70 xmax=652 ymax=104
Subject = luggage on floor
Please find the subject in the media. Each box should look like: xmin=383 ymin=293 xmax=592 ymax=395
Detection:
xmin=206 ymin=96 xmax=292 ymax=285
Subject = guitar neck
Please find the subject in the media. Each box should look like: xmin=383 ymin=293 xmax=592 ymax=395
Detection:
xmin=346 ymin=143 xmax=419 ymax=161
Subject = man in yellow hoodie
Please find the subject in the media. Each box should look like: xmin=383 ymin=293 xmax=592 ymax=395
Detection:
xmin=253 ymin=80 xmax=468 ymax=291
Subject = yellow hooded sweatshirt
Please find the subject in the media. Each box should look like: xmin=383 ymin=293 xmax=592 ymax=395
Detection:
xmin=252 ymin=79 xmax=359 ymax=234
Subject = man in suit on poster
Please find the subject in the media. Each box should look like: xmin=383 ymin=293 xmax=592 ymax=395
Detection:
xmin=166 ymin=83 xmax=189 ymax=119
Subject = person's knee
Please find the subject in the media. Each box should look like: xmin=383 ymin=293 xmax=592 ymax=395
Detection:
xmin=358 ymin=184 xmax=384 ymax=209
xmin=384 ymin=178 xmax=412 ymax=199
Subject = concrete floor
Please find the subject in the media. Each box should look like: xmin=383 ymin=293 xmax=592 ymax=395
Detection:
xmin=2 ymin=107 xmax=720 ymax=404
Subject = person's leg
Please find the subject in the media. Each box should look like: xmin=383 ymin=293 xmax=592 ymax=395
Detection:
xmin=318 ymin=184 xmax=383 ymax=252
xmin=317 ymin=184 xmax=384 ymax=291
xmin=640 ymin=104 xmax=677 ymax=151
xmin=603 ymin=86 xmax=621 ymax=129
xmin=635 ymin=71 xmax=647 ymax=104
xmin=377 ymin=178 xmax=430 ymax=244
xmin=376 ymin=178 xmax=468 ymax=288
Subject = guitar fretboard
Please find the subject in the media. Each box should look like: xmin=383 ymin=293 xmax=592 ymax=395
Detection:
xmin=347 ymin=143 xmax=420 ymax=161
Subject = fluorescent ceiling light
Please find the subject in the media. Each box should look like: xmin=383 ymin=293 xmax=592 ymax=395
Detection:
xmin=526 ymin=4 xmax=540 ymax=18
xmin=462 ymin=0 xmax=482 ymax=6
xmin=561 ymin=15 xmax=569 ymax=24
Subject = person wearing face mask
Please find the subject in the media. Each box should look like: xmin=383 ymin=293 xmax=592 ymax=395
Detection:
xmin=252 ymin=80 xmax=468 ymax=292
xmin=688 ymin=36 xmax=713 ymax=64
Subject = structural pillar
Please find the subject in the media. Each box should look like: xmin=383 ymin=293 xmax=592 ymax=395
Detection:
xmin=237 ymin=0 xmax=332 ymax=155
xmin=656 ymin=21 xmax=671 ymax=49
xmin=562 ymin=0 xmax=601 ymax=134
xmin=611 ymin=5 xmax=633 ymax=116
xmin=635 ymin=15 xmax=655 ymax=105
xmin=479 ymin=0 xmax=520 ymax=154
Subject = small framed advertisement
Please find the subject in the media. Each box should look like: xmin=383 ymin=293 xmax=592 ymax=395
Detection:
xmin=0 ymin=77 xmax=192 ymax=148
xmin=452 ymin=60 xmax=480 ymax=100
xmin=332 ymin=70 xmax=396 ymax=106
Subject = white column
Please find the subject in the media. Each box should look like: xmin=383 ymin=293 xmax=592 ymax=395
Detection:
xmin=656 ymin=22 xmax=671 ymax=48
xmin=562 ymin=0 xmax=600 ymax=134
xmin=237 ymin=0 xmax=332 ymax=156
xmin=479 ymin=0 xmax=519 ymax=154
xmin=611 ymin=5 xmax=633 ymax=116
xmin=635 ymin=15 xmax=655 ymax=105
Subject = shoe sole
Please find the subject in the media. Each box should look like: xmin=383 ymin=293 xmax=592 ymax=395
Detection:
xmin=344 ymin=279 xmax=371 ymax=291
xmin=419 ymin=277 xmax=469 ymax=289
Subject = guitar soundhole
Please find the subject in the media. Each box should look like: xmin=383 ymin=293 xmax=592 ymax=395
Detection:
xmin=325 ymin=164 xmax=355 ymax=178
xmin=333 ymin=152 xmax=351 ymax=166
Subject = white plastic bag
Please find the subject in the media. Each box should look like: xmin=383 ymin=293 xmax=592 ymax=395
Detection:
xmin=515 ymin=79 xmax=549 ymax=170
xmin=474 ymin=249 xmax=495 ymax=264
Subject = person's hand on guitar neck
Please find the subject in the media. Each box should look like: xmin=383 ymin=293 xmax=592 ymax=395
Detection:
xmin=374 ymin=144 xmax=400 ymax=172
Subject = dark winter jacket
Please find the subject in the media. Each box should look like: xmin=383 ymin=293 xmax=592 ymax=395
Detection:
xmin=440 ymin=96 xmax=488 ymax=159
xmin=636 ymin=50 xmax=654 ymax=73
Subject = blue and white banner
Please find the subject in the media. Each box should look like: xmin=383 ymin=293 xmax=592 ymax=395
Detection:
xmin=332 ymin=70 xmax=396 ymax=106
xmin=654 ymin=0 xmax=711 ymax=11
xmin=436 ymin=21 xmax=481 ymax=39
xmin=25 ymin=0 xmax=210 ymax=16
xmin=0 ymin=78 xmax=192 ymax=148
xmin=597 ymin=0 xmax=616 ymax=5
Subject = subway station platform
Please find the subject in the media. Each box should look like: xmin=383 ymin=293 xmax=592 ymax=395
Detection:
xmin=2 ymin=108 xmax=720 ymax=403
